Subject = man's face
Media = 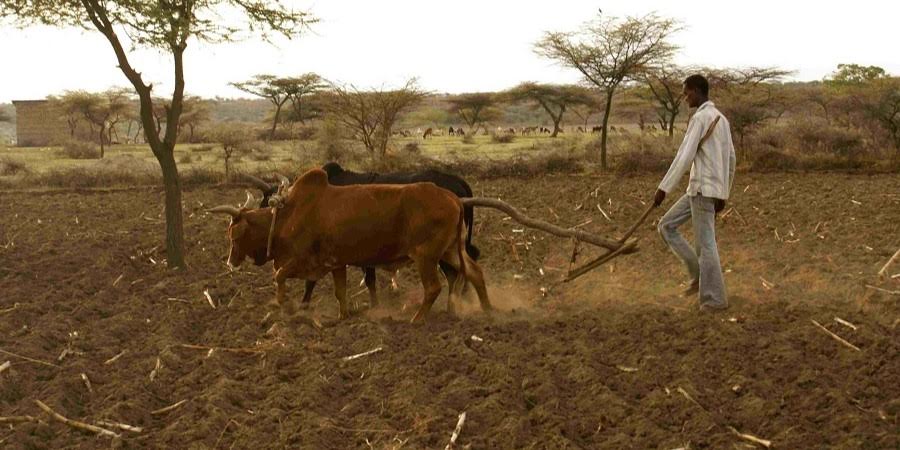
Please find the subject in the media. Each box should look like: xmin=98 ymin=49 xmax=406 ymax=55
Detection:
xmin=683 ymin=85 xmax=702 ymax=108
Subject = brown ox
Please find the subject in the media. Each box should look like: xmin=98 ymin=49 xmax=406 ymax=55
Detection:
xmin=210 ymin=169 xmax=491 ymax=322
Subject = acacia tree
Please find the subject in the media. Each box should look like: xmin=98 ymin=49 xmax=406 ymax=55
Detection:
xmin=231 ymin=74 xmax=292 ymax=140
xmin=1 ymin=1 xmax=314 ymax=269
xmin=536 ymin=13 xmax=679 ymax=169
xmin=707 ymin=67 xmax=791 ymax=159
xmin=505 ymin=83 xmax=594 ymax=137
xmin=49 ymin=91 xmax=88 ymax=137
xmin=569 ymin=95 xmax=604 ymax=131
xmin=282 ymin=73 xmax=325 ymax=125
xmin=177 ymin=96 xmax=211 ymax=143
xmin=856 ymin=77 xmax=900 ymax=152
xmin=638 ymin=64 xmax=688 ymax=138
xmin=323 ymin=80 xmax=426 ymax=157
xmin=446 ymin=93 xmax=500 ymax=135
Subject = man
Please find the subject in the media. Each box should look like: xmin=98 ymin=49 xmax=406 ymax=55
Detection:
xmin=653 ymin=74 xmax=736 ymax=311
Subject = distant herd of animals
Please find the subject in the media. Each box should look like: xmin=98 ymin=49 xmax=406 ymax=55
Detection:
xmin=411 ymin=125 xmax=666 ymax=139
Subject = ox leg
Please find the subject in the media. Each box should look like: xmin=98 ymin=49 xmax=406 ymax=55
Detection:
xmin=364 ymin=267 xmax=378 ymax=308
xmin=439 ymin=262 xmax=460 ymax=316
xmin=300 ymin=280 xmax=317 ymax=309
xmin=461 ymin=254 xmax=492 ymax=314
xmin=332 ymin=267 xmax=350 ymax=320
xmin=274 ymin=267 xmax=295 ymax=315
xmin=410 ymin=259 xmax=442 ymax=323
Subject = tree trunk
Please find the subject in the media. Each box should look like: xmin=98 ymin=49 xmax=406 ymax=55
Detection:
xmin=600 ymin=90 xmax=615 ymax=170
xmin=155 ymin=148 xmax=186 ymax=269
xmin=98 ymin=124 xmax=106 ymax=158
xmin=668 ymin=113 xmax=676 ymax=139
xmin=551 ymin=114 xmax=562 ymax=137
xmin=269 ymin=101 xmax=284 ymax=140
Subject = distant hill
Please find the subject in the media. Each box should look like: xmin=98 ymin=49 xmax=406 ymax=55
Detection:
xmin=207 ymin=97 xmax=270 ymax=123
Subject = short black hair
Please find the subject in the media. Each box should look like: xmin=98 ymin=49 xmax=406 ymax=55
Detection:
xmin=683 ymin=74 xmax=709 ymax=96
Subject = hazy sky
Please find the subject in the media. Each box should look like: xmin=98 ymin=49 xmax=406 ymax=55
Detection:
xmin=1 ymin=0 xmax=897 ymax=103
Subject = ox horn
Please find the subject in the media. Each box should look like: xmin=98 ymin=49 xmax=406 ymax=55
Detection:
xmin=207 ymin=205 xmax=241 ymax=217
xmin=243 ymin=174 xmax=273 ymax=192
xmin=242 ymin=190 xmax=255 ymax=209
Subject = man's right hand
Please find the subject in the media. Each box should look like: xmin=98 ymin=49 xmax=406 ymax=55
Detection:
xmin=653 ymin=189 xmax=666 ymax=207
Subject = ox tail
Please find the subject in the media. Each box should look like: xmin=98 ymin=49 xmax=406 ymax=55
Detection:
xmin=455 ymin=202 xmax=467 ymax=296
xmin=463 ymin=204 xmax=480 ymax=260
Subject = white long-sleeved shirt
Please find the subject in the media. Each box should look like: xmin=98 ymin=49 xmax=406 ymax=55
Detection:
xmin=658 ymin=101 xmax=736 ymax=200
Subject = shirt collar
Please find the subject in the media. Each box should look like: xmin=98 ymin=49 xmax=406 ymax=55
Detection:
xmin=697 ymin=100 xmax=714 ymax=111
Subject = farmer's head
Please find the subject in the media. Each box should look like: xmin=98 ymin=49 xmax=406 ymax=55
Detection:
xmin=683 ymin=74 xmax=709 ymax=108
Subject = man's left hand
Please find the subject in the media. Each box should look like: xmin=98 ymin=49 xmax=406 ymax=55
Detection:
xmin=714 ymin=198 xmax=726 ymax=213
xmin=653 ymin=189 xmax=666 ymax=207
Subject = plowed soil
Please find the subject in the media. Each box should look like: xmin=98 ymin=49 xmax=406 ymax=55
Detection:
xmin=1 ymin=172 xmax=898 ymax=449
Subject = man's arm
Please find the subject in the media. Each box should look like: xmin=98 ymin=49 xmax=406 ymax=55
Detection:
xmin=654 ymin=115 xmax=705 ymax=205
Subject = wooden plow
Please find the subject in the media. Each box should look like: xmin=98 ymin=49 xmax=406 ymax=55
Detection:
xmin=460 ymin=198 xmax=655 ymax=284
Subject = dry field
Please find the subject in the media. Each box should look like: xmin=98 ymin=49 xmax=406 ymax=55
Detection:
xmin=0 ymin=171 xmax=898 ymax=449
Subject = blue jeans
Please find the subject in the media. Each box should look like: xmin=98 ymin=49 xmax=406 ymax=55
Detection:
xmin=657 ymin=194 xmax=727 ymax=307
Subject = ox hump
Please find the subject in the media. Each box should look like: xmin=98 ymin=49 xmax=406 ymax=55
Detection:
xmin=297 ymin=168 xmax=329 ymax=189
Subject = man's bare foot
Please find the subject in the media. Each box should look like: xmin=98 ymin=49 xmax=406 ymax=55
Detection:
xmin=682 ymin=280 xmax=699 ymax=297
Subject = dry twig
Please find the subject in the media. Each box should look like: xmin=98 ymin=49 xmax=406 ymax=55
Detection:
xmin=203 ymin=289 xmax=216 ymax=309
xmin=150 ymin=399 xmax=188 ymax=415
xmin=0 ymin=348 xmax=59 ymax=368
xmin=35 ymin=400 xmax=120 ymax=439
xmin=0 ymin=360 xmax=10 ymax=375
xmin=676 ymin=387 xmax=707 ymax=412
xmin=0 ymin=415 xmax=42 ymax=424
xmin=865 ymin=284 xmax=900 ymax=296
xmin=343 ymin=347 xmax=383 ymax=361
xmin=96 ymin=420 xmax=143 ymax=433
xmin=811 ymin=320 xmax=861 ymax=352
xmin=80 ymin=373 xmax=93 ymax=393
xmin=727 ymin=425 xmax=772 ymax=448
xmin=104 ymin=350 xmax=127 ymax=365
xmin=833 ymin=317 xmax=858 ymax=331
xmin=444 ymin=411 xmax=467 ymax=450
xmin=0 ymin=303 xmax=19 ymax=315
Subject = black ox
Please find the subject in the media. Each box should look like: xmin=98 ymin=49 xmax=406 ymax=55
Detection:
xmin=244 ymin=162 xmax=480 ymax=308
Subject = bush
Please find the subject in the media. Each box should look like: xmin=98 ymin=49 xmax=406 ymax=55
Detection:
xmin=296 ymin=126 xmax=317 ymax=141
xmin=317 ymin=119 xmax=352 ymax=163
xmin=792 ymin=119 xmax=865 ymax=157
xmin=615 ymin=150 xmax=671 ymax=175
xmin=0 ymin=158 xmax=29 ymax=176
xmin=249 ymin=151 xmax=272 ymax=162
xmin=491 ymin=133 xmax=515 ymax=144
xmin=178 ymin=153 xmax=193 ymax=164
xmin=750 ymin=149 xmax=800 ymax=171
xmin=753 ymin=126 xmax=786 ymax=150
xmin=59 ymin=139 xmax=100 ymax=159
xmin=461 ymin=134 xmax=475 ymax=145
xmin=191 ymin=144 xmax=215 ymax=153
xmin=402 ymin=142 xmax=421 ymax=155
